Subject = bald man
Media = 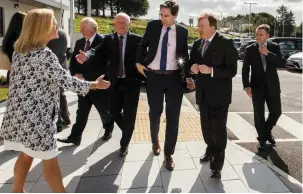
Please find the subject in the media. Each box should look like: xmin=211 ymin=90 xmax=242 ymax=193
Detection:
xmin=75 ymin=13 xmax=143 ymax=157
xmin=58 ymin=17 xmax=114 ymax=145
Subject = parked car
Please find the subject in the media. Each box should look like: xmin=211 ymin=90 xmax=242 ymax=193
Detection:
xmin=268 ymin=37 xmax=302 ymax=59
xmin=238 ymin=40 xmax=256 ymax=59
xmin=286 ymin=52 xmax=302 ymax=70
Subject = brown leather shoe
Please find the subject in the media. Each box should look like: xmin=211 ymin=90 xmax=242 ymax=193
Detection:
xmin=164 ymin=155 xmax=175 ymax=171
xmin=152 ymin=143 xmax=161 ymax=156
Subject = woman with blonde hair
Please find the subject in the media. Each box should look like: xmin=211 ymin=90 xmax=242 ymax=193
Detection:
xmin=0 ymin=8 xmax=110 ymax=192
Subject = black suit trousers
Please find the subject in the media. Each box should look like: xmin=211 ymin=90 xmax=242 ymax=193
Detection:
xmin=199 ymin=90 xmax=229 ymax=170
xmin=70 ymin=90 xmax=114 ymax=138
xmin=146 ymin=71 xmax=183 ymax=156
xmin=109 ymin=78 xmax=141 ymax=148
xmin=252 ymin=85 xmax=282 ymax=142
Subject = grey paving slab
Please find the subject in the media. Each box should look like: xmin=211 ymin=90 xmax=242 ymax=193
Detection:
xmin=92 ymin=137 xmax=121 ymax=154
xmin=76 ymin=175 xmax=121 ymax=193
xmin=0 ymin=182 xmax=36 ymax=193
xmin=161 ymin=169 xmax=206 ymax=193
xmin=0 ymin=159 xmax=43 ymax=184
xmin=31 ymin=165 xmax=85 ymax=193
xmin=233 ymin=163 xmax=290 ymax=193
xmin=126 ymin=143 xmax=158 ymax=162
xmin=0 ymin=149 xmax=18 ymax=171
xmin=159 ymin=150 xmax=196 ymax=171
xmin=225 ymin=144 xmax=261 ymax=165
xmin=57 ymin=144 xmax=94 ymax=166
xmin=204 ymin=180 xmax=249 ymax=193
xmin=120 ymin=160 xmax=162 ymax=189
xmin=82 ymin=152 xmax=124 ymax=177
xmin=185 ymin=141 xmax=207 ymax=158
xmin=159 ymin=142 xmax=187 ymax=150
xmin=119 ymin=187 xmax=163 ymax=193
xmin=193 ymin=158 xmax=240 ymax=182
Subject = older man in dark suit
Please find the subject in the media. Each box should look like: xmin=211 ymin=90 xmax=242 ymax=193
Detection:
xmin=58 ymin=17 xmax=114 ymax=145
xmin=186 ymin=13 xmax=238 ymax=179
xmin=75 ymin=13 xmax=143 ymax=157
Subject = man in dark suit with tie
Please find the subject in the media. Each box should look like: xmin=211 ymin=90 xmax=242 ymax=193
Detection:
xmin=58 ymin=17 xmax=114 ymax=145
xmin=136 ymin=0 xmax=189 ymax=171
xmin=47 ymin=28 xmax=71 ymax=132
xmin=186 ymin=13 xmax=238 ymax=179
xmin=242 ymin=24 xmax=285 ymax=151
xmin=75 ymin=13 xmax=143 ymax=157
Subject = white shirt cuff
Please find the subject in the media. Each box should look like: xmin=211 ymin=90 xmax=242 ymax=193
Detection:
xmin=211 ymin=67 xmax=214 ymax=77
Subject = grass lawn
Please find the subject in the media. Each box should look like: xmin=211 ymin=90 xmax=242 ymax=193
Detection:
xmin=0 ymin=87 xmax=8 ymax=103
xmin=74 ymin=14 xmax=236 ymax=43
xmin=74 ymin=15 xmax=201 ymax=43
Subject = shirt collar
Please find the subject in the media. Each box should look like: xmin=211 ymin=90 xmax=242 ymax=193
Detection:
xmin=163 ymin=23 xmax=176 ymax=30
xmin=258 ymin=41 xmax=268 ymax=47
xmin=206 ymin=32 xmax=216 ymax=43
xmin=87 ymin=32 xmax=97 ymax=43
xmin=118 ymin=32 xmax=128 ymax=39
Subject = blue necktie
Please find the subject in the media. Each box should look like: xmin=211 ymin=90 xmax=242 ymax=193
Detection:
xmin=160 ymin=27 xmax=171 ymax=71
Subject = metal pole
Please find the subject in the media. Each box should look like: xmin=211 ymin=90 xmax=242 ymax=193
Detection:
xmin=70 ymin=0 xmax=75 ymax=50
xmin=248 ymin=4 xmax=251 ymax=37
xmin=87 ymin=0 xmax=91 ymax=17
xmin=60 ymin=0 xmax=63 ymax=28
xmin=282 ymin=19 xmax=285 ymax=37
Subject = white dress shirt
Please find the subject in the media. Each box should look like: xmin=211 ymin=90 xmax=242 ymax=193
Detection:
xmin=148 ymin=23 xmax=178 ymax=70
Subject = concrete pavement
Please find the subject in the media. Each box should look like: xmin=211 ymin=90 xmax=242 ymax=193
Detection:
xmin=0 ymin=91 xmax=302 ymax=193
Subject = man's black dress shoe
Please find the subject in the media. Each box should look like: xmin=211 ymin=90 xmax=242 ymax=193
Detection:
xmin=102 ymin=131 xmax=112 ymax=141
xmin=210 ymin=169 xmax=221 ymax=179
xmin=267 ymin=136 xmax=276 ymax=145
xmin=119 ymin=146 xmax=128 ymax=157
xmin=57 ymin=136 xmax=81 ymax=145
xmin=200 ymin=153 xmax=212 ymax=163
xmin=257 ymin=142 xmax=266 ymax=151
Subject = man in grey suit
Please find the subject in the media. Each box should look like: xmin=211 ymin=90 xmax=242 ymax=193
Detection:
xmin=47 ymin=28 xmax=71 ymax=131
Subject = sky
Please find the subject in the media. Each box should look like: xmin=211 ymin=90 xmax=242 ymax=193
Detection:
xmin=142 ymin=0 xmax=302 ymax=26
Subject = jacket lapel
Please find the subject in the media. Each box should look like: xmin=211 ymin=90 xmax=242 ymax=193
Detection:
xmin=89 ymin=33 xmax=101 ymax=48
xmin=202 ymin=32 xmax=219 ymax=58
xmin=176 ymin=23 xmax=182 ymax=58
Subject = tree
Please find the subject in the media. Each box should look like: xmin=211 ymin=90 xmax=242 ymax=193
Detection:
xmin=276 ymin=5 xmax=296 ymax=37
xmin=295 ymin=23 xmax=302 ymax=37
xmin=75 ymin=0 xmax=87 ymax=14
xmin=117 ymin=0 xmax=149 ymax=17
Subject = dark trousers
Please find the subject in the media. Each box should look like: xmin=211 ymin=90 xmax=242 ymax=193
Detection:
xmin=199 ymin=91 xmax=229 ymax=170
xmin=252 ymin=85 xmax=282 ymax=143
xmin=57 ymin=88 xmax=70 ymax=128
xmin=70 ymin=90 xmax=114 ymax=138
xmin=110 ymin=78 xmax=141 ymax=148
xmin=146 ymin=71 xmax=183 ymax=156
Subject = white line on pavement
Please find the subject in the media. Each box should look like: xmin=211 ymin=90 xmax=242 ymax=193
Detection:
xmin=232 ymin=138 xmax=302 ymax=143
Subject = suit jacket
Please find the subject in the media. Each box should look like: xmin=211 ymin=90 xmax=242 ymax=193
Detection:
xmin=136 ymin=20 xmax=189 ymax=76
xmin=242 ymin=42 xmax=285 ymax=95
xmin=86 ymin=32 xmax=143 ymax=89
xmin=188 ymin=32 xmax=238 ymax=105
xmin=69 ymin=33 xmax=107 ymax=81
xmin=47 ymin=28 xmax=68 ymax=69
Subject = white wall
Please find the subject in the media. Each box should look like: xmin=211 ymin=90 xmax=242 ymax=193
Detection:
xmin=0 ymin=0 xmax=37 ymax=45
xmin=0 ymin=0 xmax=70 ymax=47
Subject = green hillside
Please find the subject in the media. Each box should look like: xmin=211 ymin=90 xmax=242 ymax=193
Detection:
xmin=74 ymin=15 xmax=200 ymax=43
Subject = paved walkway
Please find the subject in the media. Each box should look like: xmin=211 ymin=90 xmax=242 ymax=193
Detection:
xmin=0 ymin=91 xmax=302 ymax=193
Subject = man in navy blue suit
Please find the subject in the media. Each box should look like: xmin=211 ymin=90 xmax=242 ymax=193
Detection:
xmin=136 ymin=0 xmax=189 ymax=171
